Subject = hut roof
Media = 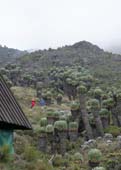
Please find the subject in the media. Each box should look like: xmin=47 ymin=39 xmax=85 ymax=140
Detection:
xmin=0 ymin=75 xmax=32 ymax=130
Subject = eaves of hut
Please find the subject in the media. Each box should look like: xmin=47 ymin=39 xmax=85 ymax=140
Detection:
xmin=0 ymin=74 xmax=32 ymax=130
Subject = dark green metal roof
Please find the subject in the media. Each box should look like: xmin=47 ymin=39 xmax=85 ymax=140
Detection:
xmin=0 ymin=75 xmax=32 ymax=130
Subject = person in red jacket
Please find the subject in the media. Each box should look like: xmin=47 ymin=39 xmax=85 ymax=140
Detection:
xmin=31 ymin=99 xmax=36 ymax=108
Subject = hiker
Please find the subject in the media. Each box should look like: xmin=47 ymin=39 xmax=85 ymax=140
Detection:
xmin=40 ymin=98 xmax=46 ymax=106
xmin=31 ymin=99 xmax=36 ymax=108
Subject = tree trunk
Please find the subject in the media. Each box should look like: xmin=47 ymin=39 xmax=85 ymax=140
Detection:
xmin=115 ymin=102 xmax=121 ymax=126
xmin=101 ymin=117 xmax=109 ymax=128
xmin=81 ymin=109 xmax=94 ymax=139
xmin=93 ymin=110 xmax=104 ymax=137
xmin=69 ymin=130 xmax=78 ymax=142
xmin=71 ymin=109 xmax=80 ymax=121
xmin=38 ymin=136 xmax=47 ymax=152
xmin=60 ymin=139 xmax=66 ymax=155
xmin=111 ymin=106 xmax=120 ymax=126
xmin=79 ymin=95 xmax=93 ymax=139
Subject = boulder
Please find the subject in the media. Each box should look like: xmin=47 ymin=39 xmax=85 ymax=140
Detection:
xmin=104 ymin=133 xmax=113 ymax=141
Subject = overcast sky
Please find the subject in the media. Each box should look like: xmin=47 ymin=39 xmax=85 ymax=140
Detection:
xmin=0 ymin=0 xmax=121 ymax=51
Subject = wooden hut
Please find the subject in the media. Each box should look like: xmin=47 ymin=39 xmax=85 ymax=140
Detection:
xmin=0 ymin=75 xmax=32 ymax=154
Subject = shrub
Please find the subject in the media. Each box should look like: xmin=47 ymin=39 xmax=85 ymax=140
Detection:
xmin=71 ymin=102 xmax=80 ymax=110
xmin=94 ymin=88 xmax=103 ymax=98
xmin=64 ymin=152 xmax=72 ymax=160
xmin=23 ymin=145 xmax=39 ymax=161
xmin=92 ymin=167 xmax=106 ymax=170
xmin=14 ymin=134 xmax=29 ymax=155
xmin=59 ymin=115 xmax=67 ymax=121
xmin=56 ymin=94 xmax=63 ymax=99
xmin=54 ymin=120 xmax=67 ymax=131
xmin=40 ymin=127 xmax=46 ymax=133
xmin=0 ymin=145 xmax=11 ymax=162
xmin=102 ymin=98 xmax=114 ymax=109
xmin=89 ymin=99 xmax=100 ymax=110
xmin=66 ymin=78 xmax=72 ymax=85
xmin=53 ymin=111 xmax=60 ymax=117
xmin=26 ymin=159 xmax=53 ymax=170
xmin=77 ymin=85 xmax=87 ymax=94
xmin=40 ymin=117 xmax=47 ymax=127
xmin=99 ymin=108 xmax=109 ymax=117
xmin=45 ymin=91 xmax=52 ymax=99
xmin=104 ymin=126 xmax=121 ymax=137
xmin=47 ymin=111 xmax=59 ymax=118
xmin=73 ymin=152 xmax=83 ymax=162
xmin=46 ymin=125 xmax=54 ymax=133
xmin=69 ymin=122 xmax=78 ymax=130
xmin=88 ymin=149 xmax=102 ymax=163
xmin=52 ymin=154 xmax=63 ymax=166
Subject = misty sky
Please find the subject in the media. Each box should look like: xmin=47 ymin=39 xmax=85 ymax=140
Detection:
xmin=0 ymin=0 xmax=121 ymax=51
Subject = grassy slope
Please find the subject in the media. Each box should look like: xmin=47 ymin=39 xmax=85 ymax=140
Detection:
xmin=1 ymin=86 xmax=118 ymax=170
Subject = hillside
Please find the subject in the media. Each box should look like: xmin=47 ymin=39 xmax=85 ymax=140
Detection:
xmin=18 ymin=41 xmax=121 ymax=87
xmin=0 ymin=45 xmax=27 ymax=66
xmin=0 ymin=42 xmax=121 ymax=170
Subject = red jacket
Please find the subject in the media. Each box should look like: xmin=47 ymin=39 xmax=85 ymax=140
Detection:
xmin=31 ymin=100 xmax=36 ymax=108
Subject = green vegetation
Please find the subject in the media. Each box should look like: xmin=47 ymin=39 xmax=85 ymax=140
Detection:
xmin=46 ymin=125 xmax=54 ymax=133
xmin=0 ymin=41 xmax=121 ymax=169
xmin=73 ymin=152 xmax=83 ymax=161
xmin=40 ymin=117 xmax=47 ymax=127
xmin=104 ymin=126 xmax=121 ymax=137
xmin=88 ymin=149 xmax=102 ymax=163
xmin=69 ymin=122 xmax=78 ymax=130
xmin=54 ymin=120 xmax=68 ymax=131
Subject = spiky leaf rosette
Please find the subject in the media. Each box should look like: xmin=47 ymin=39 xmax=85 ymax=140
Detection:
xmin=71 ymin=101 xmax=80 ymax=110
xmin=73 ymin=152 xmax=83 ymax=161
xmin=56 ymin=94 xmax=63 ymax=99
xmin=69 ymin=122 xmax=78 ymax=130
xmin=77 ymin=85 xmax=87 ymax=94
xmin=47 ymin=111 xmax=55 ymax=117
xmin=94 ymin=88 xmax=103 ymax=99
xmin=66 ymin=78 xmax=72 ymax=85
xmin=102 ymin=98 xmax=114 ymax=109
xmin=46 ymin=124 xmax=54 ymax=133
xmin=46 ymin=91 xmax=52 ymax=98
xmin=89 ymin=99 xmax=100 ymax=110
xmin=40 ymin=117 xmax=47 ymax=127
xmin=59 ymin=115 xmax=67 ymax=121
xmin=88 ymin=149 xmax=102 ymax=162
xmin=40 ymin=127 xmax=46 ymax=133
xmin=53 ymin=111 xmax=60 ymax=117
xmin=47 ymin=111 xmax=59 ymax=118
xmin=54 ymin=120 xmax=67 ymax=131
xmin=99 ymin=108 xmax=109 ymax=117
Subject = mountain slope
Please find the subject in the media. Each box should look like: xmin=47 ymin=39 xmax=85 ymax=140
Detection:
xmin=1 ymin=41 xmax=121 ymax=87
xmin=0 ymin=45 xmax=27 ymax=66
xmin=18 ymin=41 xmax=121 ymax=87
